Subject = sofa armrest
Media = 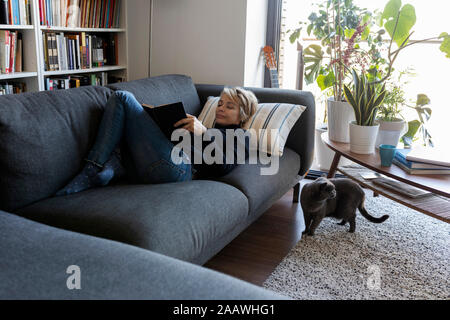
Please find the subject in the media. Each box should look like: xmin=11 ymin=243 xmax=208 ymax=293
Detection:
xmin=195 ymin=84 xmax=315 ymax=176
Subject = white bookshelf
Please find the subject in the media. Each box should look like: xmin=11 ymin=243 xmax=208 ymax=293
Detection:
xmin=43 ymin=65 xmax=126 ymax=76
xmin=0 ymin=0 xmax=128 ymax=93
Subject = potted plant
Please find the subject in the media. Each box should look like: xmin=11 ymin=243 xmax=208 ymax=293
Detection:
xmin=288 ymin=0 xmax=372 ymax=169
xmin=344 ymin=70 xmax=387 ymax=154
xmin=289 ymin=0 xmax=379 ymax=143
xmin=288 ymin=0 xmax=384 ymax=169
xmin=375 ymin=69 xmax=410 ymax=148
xmin=344 ymin=0 xmax=450 ymax=153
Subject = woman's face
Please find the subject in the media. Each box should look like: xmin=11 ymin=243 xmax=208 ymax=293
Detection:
xmin=215 ymin=94 xmax=241 ymax=126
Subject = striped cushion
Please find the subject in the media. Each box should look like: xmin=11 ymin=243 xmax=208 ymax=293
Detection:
xmin=198 ymin=96 xmax=306 ymax=156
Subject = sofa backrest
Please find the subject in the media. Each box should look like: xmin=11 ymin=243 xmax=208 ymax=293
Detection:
xmin=0 ymin=86 xmax=112 ymax=212
xmin=107 ymin=74 xmax=203 ymax=117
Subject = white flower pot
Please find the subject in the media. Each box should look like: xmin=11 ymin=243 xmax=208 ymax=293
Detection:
xmin=375 ymin=118 xmax=408 ymax=149
xmin=327 ymin=98 xmax=355 ymax=143
xmin=349 ymin=121 xmax=380 ymax=154
xmin=315 ymin=124 xmax=352 ymax=171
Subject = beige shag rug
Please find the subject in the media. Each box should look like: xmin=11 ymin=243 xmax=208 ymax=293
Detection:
xmin=263 ymin=194 xmax=450 ymax=300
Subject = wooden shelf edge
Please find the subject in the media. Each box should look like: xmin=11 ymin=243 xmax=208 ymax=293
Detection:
xmin=39 ymin=26 xmax=126 ymax=33
xmin=338 ymin=167 xmax=450 ymax=224
xmin=43 ymin=66 xmax=127 ymax=76
xmin=0 ymin=72 xmax=39 ymax=80
xmin=0 ymin=24 xmax=34 ymax=30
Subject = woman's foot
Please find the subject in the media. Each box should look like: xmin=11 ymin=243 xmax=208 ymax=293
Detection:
xmin=55 ymin=162 xmax=102 ymax=196
xmin=56 ymin=152 xmax=126 ymax=196
xmin=93 ymin=152 xmax=126 ymax=186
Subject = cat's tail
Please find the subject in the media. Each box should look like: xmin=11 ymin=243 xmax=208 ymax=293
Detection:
xmin=358 ymin=197 xmax=389 ymax=223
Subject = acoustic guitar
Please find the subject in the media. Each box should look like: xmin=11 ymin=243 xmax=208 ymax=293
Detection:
xmin=262 ymin=46 xmax=280 ymax=89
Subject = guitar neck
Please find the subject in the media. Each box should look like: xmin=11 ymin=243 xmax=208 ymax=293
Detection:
xmin=269 ymin=69 xmax=279 ymax=89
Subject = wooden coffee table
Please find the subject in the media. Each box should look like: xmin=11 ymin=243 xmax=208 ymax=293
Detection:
xmin=322 ymin=133 xmax=450 ymax=223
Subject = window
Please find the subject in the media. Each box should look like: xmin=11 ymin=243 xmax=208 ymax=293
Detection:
xmin=280 ymin=0 xmax=450 ymax=147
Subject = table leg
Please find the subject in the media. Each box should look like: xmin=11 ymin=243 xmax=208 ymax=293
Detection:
xmin=293 ymin=183 xmax=300 ymax=203
xmin=327 ymin=152 xmax=342 ymax=178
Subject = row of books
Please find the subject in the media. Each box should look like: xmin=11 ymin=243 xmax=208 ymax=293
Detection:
xmin=0 ymin=81 xmax=26 ymax=94
xmin=43 ymin=31 xmax=117 ymax=71
xmin=0 ymin=0 xmax=32 ymax=25
xmin=0 ymin=30 xmax=23 ymax=74
xmin=39 ymin=0 xmax=121 ymax=28
xmin=393 ymin=148 xmax=450 ymax=175
xmin=45 ymin=72 xmax=123 ymax=90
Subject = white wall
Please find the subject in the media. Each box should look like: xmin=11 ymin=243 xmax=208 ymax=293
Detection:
xmin=244 ymin=0 xmax=268 ymax=87
xmin=126 ymin=0 xmax=151 ymax=81
xmin=149 ymin=0 xmax=267 ymax=87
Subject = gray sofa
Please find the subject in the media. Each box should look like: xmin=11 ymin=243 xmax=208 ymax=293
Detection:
xmin=0 ymin=74 xmax=315 ymax=299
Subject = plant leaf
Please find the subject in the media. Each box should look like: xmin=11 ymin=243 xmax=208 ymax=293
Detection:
xmin=416 ymin=94 xmax=430 ymax=107
xmin=303 ymin=44 xmax=324 ymax=85
xmin=344 ymin=29 xmax=356 ymax=39
xmin=382 ymin=0 xmax=402 ymax=22
xmin=344 ymin=85 xmax=359 ymax=123
xmin=317 ymin=72 xmax=335 ymax=91
xmin=384 ymin=4 xmax=416 ymax=48
xmin=401 ymin=120 xmax=421 ymax=147
xmin=439 ymin=33 xmax=450 ymax=58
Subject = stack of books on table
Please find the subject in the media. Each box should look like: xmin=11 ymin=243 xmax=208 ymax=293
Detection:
xmin=393 ymin=148 xmax=450 ymax=175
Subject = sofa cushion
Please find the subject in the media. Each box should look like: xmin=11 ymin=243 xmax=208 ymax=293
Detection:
xmin=0 ymin=210 xmax=286 ymax=300
xmin=213 ymin=147 xmax=301 ymax=216
xmin=107 ymin=74 xmax=203 ymax=117
xmin=0 ymin=86 xmax=112 ymax=212
xmin=16 ymin=180 xmax=249 ymax=263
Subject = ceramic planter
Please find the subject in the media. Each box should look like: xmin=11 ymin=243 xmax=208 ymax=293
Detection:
xmin=315 ymin=124 xmax=352 ymax=171
xmin=349 ymin=121 xmax=380 ymax=154
xmin=375 ymin=118 xmax=408 ymax=149
xmin=327 ymin=98 xmax=355 ymax=143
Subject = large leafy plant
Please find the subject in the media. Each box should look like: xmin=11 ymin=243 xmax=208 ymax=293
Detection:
xmin=344 ymin=0 xmax=449 ymax=129
xmin=373 ymin=0 xmax=450 ymax=84
xmin=288 ymin=0 xmax=381 ymax=102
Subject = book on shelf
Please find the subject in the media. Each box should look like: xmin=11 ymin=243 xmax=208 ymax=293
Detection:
xmin=0 ymin=30 xmax=22 ymax=74
xmin=142 ymin=102 xmax=188 ymax=140
xmin=39 ymin=0 xmax=121 ymax=28
xmin=404 ymin=147 xmax=450 ymax=168
xmin=372 ymin=176 xmax=432 ymax=199
xmin=395 ymin=149 xmax=450 ymax=170
xmin=0 ymin=81 xmax=25 ymax=94
xmin=45 ymin=72 xmax=110 ymax=90
xmin=0 ymin=0 xmax=31 ymax=25
xmin=43 ymin=31 xmax=117 ymax=72
xmin=393 ymin=158 xmax=450 ymax=175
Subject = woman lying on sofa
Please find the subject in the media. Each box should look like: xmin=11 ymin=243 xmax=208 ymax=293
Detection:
xmin=56 ymin=87 xmax=258 ymax=196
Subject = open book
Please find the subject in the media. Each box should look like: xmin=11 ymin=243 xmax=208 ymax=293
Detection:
xmin=142 ymin=102 xmax=188 ymax=140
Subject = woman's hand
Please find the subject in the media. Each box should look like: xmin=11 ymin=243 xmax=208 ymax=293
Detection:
xmin=174 ymin=114 xmax=207 ymax=136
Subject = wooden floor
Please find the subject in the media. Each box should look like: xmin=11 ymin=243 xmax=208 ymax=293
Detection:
xmin=204 ymin=184 xmax=306 ymax=286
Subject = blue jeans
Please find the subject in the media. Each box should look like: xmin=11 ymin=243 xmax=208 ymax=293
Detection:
xmin=87 ymin=91 xmax=192 ymax=184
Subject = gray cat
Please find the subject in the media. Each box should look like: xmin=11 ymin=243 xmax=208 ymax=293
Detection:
xmin=300 ymin=177 xmax=389 ymax=236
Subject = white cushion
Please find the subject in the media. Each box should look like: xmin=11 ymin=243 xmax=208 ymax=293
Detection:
xmin=198 ymin=96 xmax=306 ymax=156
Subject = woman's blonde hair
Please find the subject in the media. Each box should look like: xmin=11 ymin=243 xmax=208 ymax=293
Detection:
xmin=221 ymin=87 xmax=258 ymax=126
